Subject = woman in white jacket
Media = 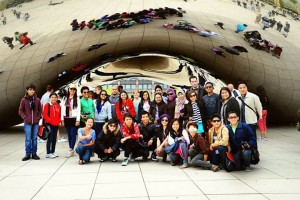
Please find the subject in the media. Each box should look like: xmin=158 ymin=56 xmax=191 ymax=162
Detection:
xmin=94 ymin=90 xmax=112 ymax=137
xmin=61 ymin=84 xmax=81 ymax=157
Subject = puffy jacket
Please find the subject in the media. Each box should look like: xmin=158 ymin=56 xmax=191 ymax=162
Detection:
xmin=43 ymin=103 xmax=61 ymax=126
xmin=121 ymin=123 xmax=140 ymax=140
xmin=95 ymin=123 xmax=121 ymax=152
xmin=18 ymin=95 xmax=42 ymax=124
xmin=116 ymin=99 xmax=136 ymax=123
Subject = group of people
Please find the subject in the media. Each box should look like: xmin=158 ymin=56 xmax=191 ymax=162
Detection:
xmin=70 ymin=7 xmax=184 ymax=32
xmin=2 ymin=32 xmax=35 ymax=50
xmin=19 ymin=75 xmax=268 ymax=172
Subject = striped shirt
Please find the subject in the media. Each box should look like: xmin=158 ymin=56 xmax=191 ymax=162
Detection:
xmin=192 ymin=102 xmax=202 ymax=123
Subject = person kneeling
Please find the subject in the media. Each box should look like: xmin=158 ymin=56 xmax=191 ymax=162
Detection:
xmin=95 ymin=119 xmax=121 ymax=162
xmin=76 ymin=118 xmax=96 ymax=165
xmin=188 ymin=122 xmax=219 ymax=172
xmin=226 ymin=111 xmax=256 ymax=172
xmin=121 ymin=113 xmax=149 ymax=166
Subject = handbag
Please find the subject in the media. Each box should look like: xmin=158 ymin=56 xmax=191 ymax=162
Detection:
xmin=224 ymin=152 xmax=236 ymax=172
xmin=38 ymin=103 xmax=51 ymax=140
xmin=251 ymin=148 xmax=260 ymax=165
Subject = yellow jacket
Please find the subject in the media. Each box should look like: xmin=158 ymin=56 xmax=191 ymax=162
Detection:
xmin=208 ymin=125 xmax=231 ymax=152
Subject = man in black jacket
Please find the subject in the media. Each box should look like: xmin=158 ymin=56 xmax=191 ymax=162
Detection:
xmin=138 ymin=111 xmax=158 ymax=161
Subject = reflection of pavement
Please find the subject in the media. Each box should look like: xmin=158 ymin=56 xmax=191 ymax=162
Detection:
xmin=0 ymin=126 xmax=300 ymax=199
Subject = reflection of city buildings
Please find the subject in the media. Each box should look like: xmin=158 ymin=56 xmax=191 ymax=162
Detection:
xmin=101 ymin=78 xmax=169 ymax=97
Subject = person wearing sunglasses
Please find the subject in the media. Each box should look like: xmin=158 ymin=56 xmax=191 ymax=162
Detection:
xmin=202 ymin=82 xmax=221 ymax=126
xmin=155 ymin=114 xmax=170 ymax=162
xmin=166 ymin=88 xmax=176 ymax=121
xmin=94 ymin=119 xmax=121 ymax=162
xmin=94 ymin=90 xmax=112 ymax=138
xmin=184 ymin=91 xmax=208 ymax=135
xmin=80 ymin=86 xmax=95 ymax=127
xmin=226 ymin=111 xmax=256 ymax=172
xmin=208 ymin=114 xmax=230 ymax=169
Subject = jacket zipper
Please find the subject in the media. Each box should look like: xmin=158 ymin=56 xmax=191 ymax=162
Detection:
xmin=32 ymin=109 xmax=33 ymax=124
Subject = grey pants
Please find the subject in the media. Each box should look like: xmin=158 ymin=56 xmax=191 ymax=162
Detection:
xmin=189 ymin=149 xmax=212 ymax=170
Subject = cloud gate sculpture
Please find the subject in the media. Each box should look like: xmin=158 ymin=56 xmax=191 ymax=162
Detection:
xmin=0 ymin=0 xmax=299 ymax=129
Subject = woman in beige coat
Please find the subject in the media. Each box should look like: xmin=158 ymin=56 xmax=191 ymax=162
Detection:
xmin=207 ymin=114 xmax=230 ymax=169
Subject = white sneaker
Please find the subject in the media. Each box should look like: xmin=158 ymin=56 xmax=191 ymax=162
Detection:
xmin=65 ymin=150 xmax=75 ymax=158
xmin=52 ymin=152 xmax=59 ymax=157
xmin=257 ymin=136 xmax=262 ymax=141
xmin=122 ymin=157 xmax=129 ymax=166
xmin=46 ymin=154 xmax=56 ymax=159
xmin=58 ymin=138 xmax=67 ymax=143
xmin=38 ymin=139 xmax=46 ymax=143
xmin=263 ymin=137 xmax=268 ymax=141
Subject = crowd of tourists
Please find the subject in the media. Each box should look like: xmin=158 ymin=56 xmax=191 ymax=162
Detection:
xmin=18 ymin=75 xmax=269 ymax=172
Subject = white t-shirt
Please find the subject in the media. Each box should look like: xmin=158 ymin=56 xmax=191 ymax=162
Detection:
xmin=41 ymin=92 xmax=51 ymax=107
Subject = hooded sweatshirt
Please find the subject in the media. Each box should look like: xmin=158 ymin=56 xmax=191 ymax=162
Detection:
xmin=43 ymin=102 xmax=61 ymax=126
xmin=18 ymin=95 xmax=42 ymax=124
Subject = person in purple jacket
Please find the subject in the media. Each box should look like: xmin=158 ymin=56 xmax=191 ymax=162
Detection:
xmin=18 ymin=84 xmax=42 ymax=161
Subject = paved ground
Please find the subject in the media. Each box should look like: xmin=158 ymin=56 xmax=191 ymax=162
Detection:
xmin=0 ymin=125 xmax=300 ymax=200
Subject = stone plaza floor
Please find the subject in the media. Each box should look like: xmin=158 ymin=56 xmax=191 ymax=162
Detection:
xmin=0 ymin=125 xmax=300 ymax=200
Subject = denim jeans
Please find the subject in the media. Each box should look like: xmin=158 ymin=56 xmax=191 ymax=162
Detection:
xmin=189 ymin=149 xmax=212 ymax=169
xmin=24 ymin=123 xmax=39 ymax=156
xmin=65 ymin=126 xmax=78 ymax=150
xmin=210 ymin=146 xmax=228 ymax=165
xmin=47 ymin=125 xmax=58 ymax=154
xmin=169 ymin=142 xmax=188 ymax=164
xmin=75 ymin=145 xmax=93 ymax=162
xmin=233 ymin=149 xmax=252 ymax=169
xmin=248 ymin=123 xmax=257 ymax=140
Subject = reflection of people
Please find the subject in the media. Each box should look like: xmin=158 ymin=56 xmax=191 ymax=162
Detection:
xmin=2 ymin=37 xmax=14 ymax=49
xmin=19 ymin=32 xmax=35 ymax=50
xmin=235 ymin=23 xmax=247 ymax=33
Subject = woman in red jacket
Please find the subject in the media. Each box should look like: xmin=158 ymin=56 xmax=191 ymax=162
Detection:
xmin=116 ymin=91 xmax=136 ymax=124
xmin=43 ymin=93 xmax=61 ymax=159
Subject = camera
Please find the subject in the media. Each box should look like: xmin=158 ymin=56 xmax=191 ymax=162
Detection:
xmin=241 ymin=141 xmax=249 ymax=149
xmin=83 ymin=111 xmax=91 ymax=116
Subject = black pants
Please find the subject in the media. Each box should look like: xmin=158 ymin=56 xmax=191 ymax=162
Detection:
xmin=123 ymin=139 xmax=149 ymax=158
xmin=144 ymin=138 xmax=157 ymax=157
xmin=97 ymin=148 xmax=120 ymax=159
xmin=47 ymin=125 xmax=58 ymax=154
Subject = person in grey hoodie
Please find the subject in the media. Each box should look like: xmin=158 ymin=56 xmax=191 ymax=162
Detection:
xmin=94 ymin=90 xmax=112 ymax=137
xmin=18 ymin=84 xmax=42 ymax=161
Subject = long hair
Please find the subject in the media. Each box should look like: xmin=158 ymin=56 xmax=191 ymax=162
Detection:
xmin=169 ymin=118 xmax=183 ymax=139
xmin=142 ymin=91 xmax=150 ymax=105
xmin=96 ymin=90 xmax=108 ymax=106
xmin=65 ymin=90 xmax=78 ymax=109
xmin=118 ymin=91 xmax=128 ymax=111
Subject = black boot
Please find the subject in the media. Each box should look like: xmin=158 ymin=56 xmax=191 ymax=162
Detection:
xmin=22 ymin=155 xmax=31 ymax=161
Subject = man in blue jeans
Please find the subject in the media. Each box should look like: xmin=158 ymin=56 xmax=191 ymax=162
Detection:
xmin=227 ymin=111 xmax=256 ymax=172
xmin=18 ymin=84 xmax=42 ymax=161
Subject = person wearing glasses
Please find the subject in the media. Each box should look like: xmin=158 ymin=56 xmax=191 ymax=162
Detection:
xmin=80 ymin=86 xmax=95 ymax=127
xmin=226 ymin=111 xmax=256 ymax=172
xmin=184 ymin=91 xmax=207 ymax=135
xmin=207 ymin=114 xmax=230 ymax=169
xmin=95 ymin=119 xmax=121 ymax=162
xmin=155 ymin=114 xmax=170 ymax=162
xmin=94 ymin=90 xmax=112 ymax=137
xmin=61 ymin=84 xmax=81 ymax=158
xmin=166 ymin=88 xmax=176 ymax=121
xmin=202 ymin=82 xmax=221 ymax=125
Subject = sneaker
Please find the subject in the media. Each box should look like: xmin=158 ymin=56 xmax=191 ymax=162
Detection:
xmin=263 ymin=137 xmax=268 ymax=141
xmin=22 ymin=155 xmax=31 ymax=161
xmin=111 ymin=157 xmax=117 ymax=162
xmin=38 ymin=139 xmax=46 ymax=143
xmin=121 ymin=157 xmax=129 ymax=166
xmin=211 ymin=165 xmax=219 ymax=172
xmin=65 ymin=150 xmax=75 ymax=158
xmin=171 ymin=160 xmax=176 ymax=166
xmin=257 ymin=136 xmax=262 ymax=141
xmin=245 ymin=166 xmax=251 ymax=172
xmin=99 ymin=156 xmax=108 ymax=162
xmin=32 ymin=154 xmax=40 ymax=160
xmin=52 ymin=152 xmax=59 ymax=157
xmin=151 ymin=154 xmax=158 ymax=162
xmin=180 ymin=163 xmax=189 ymax=169
xmin=58 ymin=138 xmax=67 ymax=143
xmin=46 ymin=154 xmax=56 ymax=159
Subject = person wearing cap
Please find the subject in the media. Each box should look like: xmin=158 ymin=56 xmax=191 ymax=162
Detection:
xmin=61 ymin=84 xmax=81 ymax=158
xmin=94 ymin=119 xmax=121 ymax=162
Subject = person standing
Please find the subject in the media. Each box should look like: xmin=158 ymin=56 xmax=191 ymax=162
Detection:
xmin=2 ymin=16 xmax=6 ymax=25
xmin=2 ymin=37 xmax=14 ymax=49
xmin=138 ymin=91 xmax=151 ymax=119
xmin=61 ymin=84 xmax=81 ymax=157
xmin=154 ymin=85 xmax=168 ymax=103
xmin=43 ymin=93 xmax=61 ymax=158
xmin=149 ymin=93 xmax=167 ymax=125
xmin=94 ymin=90 xmax=112 ymax=137
xmin=256 ymin=86 xmax=269 ymax=141
xmin=236 ymin=81 xmax=262 ymax=140
xmin=80 ymin=86 xmax=95 ymax=127
xmin=202 ymin=82 xmax=221 ymax=120
xmin=132 ymin=89 xmax=141 ymax=122
xmin=41 ymin=85 xmax=54 ymax=106
xmin=166 ymin=88 xmax=176 ymax=121
xmin=220 ymin=87 xmax=240 ymax=125
xmin=116 ymin=91 xmax=136 ymax=124
xmin=187 ymin=76 xmax=205 ymax=101
xmin=18 ymin=84 xmax=42 ymax=161
xmin=108 ymin=85 xmax=119 ymax=120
